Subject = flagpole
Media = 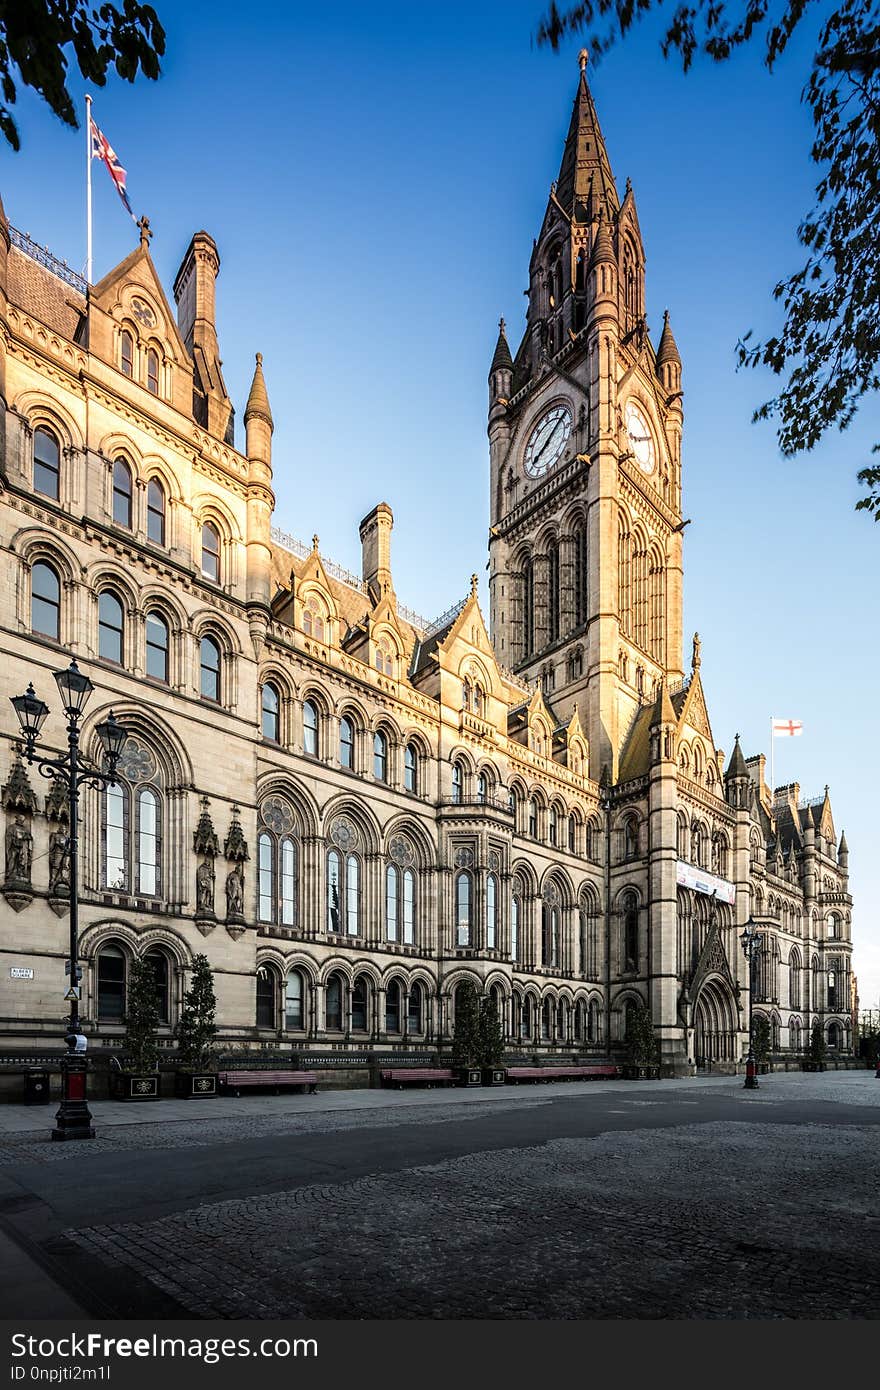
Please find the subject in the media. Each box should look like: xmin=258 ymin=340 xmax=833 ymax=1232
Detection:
xmin=85 ymin=93 xmax=93 ymax=286
xmin=770 ymin=716 xmax=774 ymax=808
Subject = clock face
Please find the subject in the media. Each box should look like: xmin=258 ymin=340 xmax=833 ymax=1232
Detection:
xmin=625 ymin=401 xmax=655 ymax=473
xmin=523 ymin=405 xmax=572 ymax=478
xmin=131 ymin=296 xmax=157 ymax=329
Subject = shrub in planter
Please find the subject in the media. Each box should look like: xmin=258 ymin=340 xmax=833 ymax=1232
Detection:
xmin=175 ymin=954 xmax=218 ymax=1097
xmin=112 ymin=957 xmax=160 ymax=1100
xmin=624 ymin=1001 xmax=660 ymax=1079
xmin=478 ymin=994 xmax=506 ymax=1084
xmin=809 ymin=1019 xmax=827 ymax=1072
xmin=753 ymin=1016 xmax=772 ymax=1073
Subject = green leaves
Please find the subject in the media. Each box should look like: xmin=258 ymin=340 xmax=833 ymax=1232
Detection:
xmin=537 ymin=0 xmax=880 ymax=516
xmin=0 ymin=1 xmax=165 ymax=150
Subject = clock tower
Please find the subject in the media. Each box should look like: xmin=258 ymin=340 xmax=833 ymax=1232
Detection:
xmin=488 ymin=52 xmax=685 ymax=780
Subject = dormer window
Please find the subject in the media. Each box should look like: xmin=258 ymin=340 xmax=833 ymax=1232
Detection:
xmin=120 ymin=330 xmax=134 ymax=378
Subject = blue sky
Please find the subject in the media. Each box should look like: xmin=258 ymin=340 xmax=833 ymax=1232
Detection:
xmin=3 ymin=0 xmax=877 ymax=1007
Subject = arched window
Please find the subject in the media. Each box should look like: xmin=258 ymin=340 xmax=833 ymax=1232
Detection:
xmin=280 ymin=837 xmax=296 ymax=925
xmin=486 ymin=874 xmax=498 ymax=949
xmin=302 ymin=595 xmax=326 ymax=640
xmin=624 ymin=818 xmax=638 ymax=861
xmin=302 ymin=700 xmax=319 ymax=756
xmin=147 ymin=479 xmax=166 ymax=545
xmin=144 ymin=949 xmax=169 ymax=1023
xmin=97 ymin=945 xmax=126 ymax=1021
xmin=285 ymin=969 xmax=305 ymax=1030
xmin=201 ymin=522 xmax=221 ymax=583
xmin=258 ymin=832 xmax=273 ymax=922
xmin=622 ymin=891 xmax=639 ymax=971
xmin=511 ymin=892 xmax=520 ymax=963
xmin=547 ymin=542 xmax=560 ymax=644
xmin=588 ymin=998 xmax=600 ymax=1043
xmin=200 ymin=636 xmax=221 ymax=702
xmin=826 ymin=912 xmax=838 ymax=940
xmin=145 ymin=612 xmax=169 ymax=682
xmin=402 ymin=868 xmax=415 ymax=945
xmin=98 ymin=591 xmax=124 ymax=663
xmin=385 ymin=980 xmax=402 ymax=1033
xmin=327 ymin=850 xmax=359 ymax=935
xmin=325 ymin=974 xmax=343 ymax=1031
xmin=146 ymin=347 xmax=160 ymax=396
xmin=407 ymin=982 xmax=423 ymax=1034
xmin=476 ymin=772 xmax=487 ymax=805
xmin=587 ymin=821 xmax=601 ymax=861
xmin=137 ymin=788 xmax=160 ymax=895
xmin=573 ymin=524 xmax=588 ymax=629
xmin=373 ymin=730 xmax=388 ymax=781
xmin=256 ymin=966 xmax=278 ymax=1029
xmin=33 ymin=427 xmax=60 ymax=499
xmin=451 ymin=760 xmax=464 ymax=805
xmin=104 ymin=783 xmax=128 ymax=889
xmin=542 ymin=900 xmax=559 ymax=968
xmin=351 ymin=977 xmax=368 ymax=1032
xmin=549 ymin=806 xmax=558 ymax=847
xmin=113 ymin=459 xmax=133 ymax=528
xmin=574 ymin=1000 xmax=585 ymax=1042
xmin=120 ymin=329 xmax=134 ymax=378
xmin=523 ymin=557 xmax=535 ymax=659
xmin=789 ymin=950 xmax=802 ymax=1009
xmin=567 ymin=816 xmax=576 ymax=854
xmin=31 ymin=561 xmax=60 ymax=639
xmin=541 ymin=997 xmax=552 ymax=1040
xmin=521 ymin=996 xmax=532 ymax=1039
xmin=455 ymin=872 xmax=472 ymax=946
xmin=339 ymin=716 xmax=355 ymax=769
xmin=404 ymin=743 xmax=418 ymax=793
xmin=556 ymin=999 xmax=567 ymax=1043
xmin=261 ymin=683 xmax=280 ymax=741
xmin=386 ymin=863 xmax=399 ymax=942
xmin=528 ymin=799 xmax=538 ymax=839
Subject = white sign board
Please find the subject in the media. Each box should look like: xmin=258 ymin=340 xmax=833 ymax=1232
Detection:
xmin=676 ymin=861 xmax=736 ymax=906
xmin=9 ymin=967 xmax=34 ymax=980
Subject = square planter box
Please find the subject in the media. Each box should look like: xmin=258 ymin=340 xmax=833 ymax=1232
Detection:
xmin=110 ymin=1072 xmax=160 ymax=1101
xmin=482 ymin=1067 xmax=506 ymax=1086
xmin=458 ymin=1067 xmax=483 ymax=1087
xmin=174 ymin=1072 xmax=218 ymax=1099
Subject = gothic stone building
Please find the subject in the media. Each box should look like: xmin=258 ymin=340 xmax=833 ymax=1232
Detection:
xmin=0 ymin=59 xmax=854 ymax=1077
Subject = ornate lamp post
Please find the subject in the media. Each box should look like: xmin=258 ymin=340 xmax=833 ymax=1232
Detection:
xmin=740 ymin=917 xmax=763 ymax=1091
xmin=11 ymin=661 xmax=128 ymax=1140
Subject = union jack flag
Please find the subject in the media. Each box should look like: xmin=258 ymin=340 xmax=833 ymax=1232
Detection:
xmin=90 ymin=118 xmax=134 ymax=219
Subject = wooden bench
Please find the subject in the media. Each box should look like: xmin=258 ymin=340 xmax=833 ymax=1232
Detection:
xmin=217 ymin=1069 xmax=319 ymax=1097
xmin=380 ymin=1068 xmax=456 ymax=1089
xmin=506 ymin=1064 xmax=621 ymax=1083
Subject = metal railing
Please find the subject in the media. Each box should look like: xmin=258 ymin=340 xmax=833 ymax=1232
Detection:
xmin=10 ymin=226 xmax=87 ymax=294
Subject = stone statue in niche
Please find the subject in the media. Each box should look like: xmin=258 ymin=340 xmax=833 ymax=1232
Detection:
xmin=48 ymin=830 xmax=71 ymax=895
xmin=196 ymin=858 xmax=215 ymax=916
xmin=5 ymin=815 xmax=33 ymax=885
xmin=225 ymin=864 xmax=244 ymax=920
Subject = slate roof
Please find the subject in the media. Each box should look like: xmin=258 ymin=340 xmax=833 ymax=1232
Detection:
xmin=8 ymin=248 xmax=86 ymax=341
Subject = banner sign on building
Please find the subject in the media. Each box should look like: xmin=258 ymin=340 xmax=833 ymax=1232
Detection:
xmin=676 ymin=861 xmax=736 ymax=905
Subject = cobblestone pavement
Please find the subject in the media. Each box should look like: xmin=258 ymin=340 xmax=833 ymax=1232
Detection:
xmin=2 ymin=1074 xmax=878 ymax=1319
xmin=62 ymin=1121 xmax=880 ymax=1319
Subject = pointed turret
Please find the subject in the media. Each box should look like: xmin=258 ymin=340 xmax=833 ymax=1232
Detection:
xmin=725 ymin=734 xmax=748 ymax=781
xmin=244 ymin=352 xmax=275 ymax=648
xmin=556 ymin=50 xmax=619 ymax=223
xmin=589 ymin=208 xmax=615 ymax=268
xmin=489 ymin=317 xmax=513 ymax=409
xmin=656 ymin=309 xmax=681 ymax=370
xmin=649 ymin=680 xmax=677 ymax=764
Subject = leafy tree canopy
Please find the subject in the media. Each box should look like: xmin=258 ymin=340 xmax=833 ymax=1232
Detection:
xmin=0 ymin=0 xmax=165 ymax=150
xmin=537 ymin=0 xmax=880 ymax=515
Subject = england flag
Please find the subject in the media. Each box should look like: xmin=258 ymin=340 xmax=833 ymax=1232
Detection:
xmin=772 ymin=719 xmax=803 ymax=737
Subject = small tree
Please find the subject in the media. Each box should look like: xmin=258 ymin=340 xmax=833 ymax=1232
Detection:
xmin=625 ymin=1001 xmax=659 ymax=1068
xmin=752 ymin=1015 xmax=772 ymax=1067
xmin=123 ymin=957 xmax=160 ymax=1073
xmin=451 ymin=982 xmax=481 ymax=1067
xmin=478 ymin=995 xmax=505 ymax=1067
xmin=809 ymin=1019 xmax=827 ymax=1065
xmin=176 ymin=953 xmax=217 ymax=1071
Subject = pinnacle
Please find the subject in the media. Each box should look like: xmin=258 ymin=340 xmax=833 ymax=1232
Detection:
xmin=244 ymin=350 xmax=273 ymax=429
xmin=656 ymin=308 xmax=681 ymax=368
xmin=490 ymin=319 xmax=514 ymax=375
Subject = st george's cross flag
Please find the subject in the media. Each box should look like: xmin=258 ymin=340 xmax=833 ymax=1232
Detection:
xmin=90 ymin=118 xmax=134 ymax=219
xmin=772 ymin=719 xmax=803 ymax=737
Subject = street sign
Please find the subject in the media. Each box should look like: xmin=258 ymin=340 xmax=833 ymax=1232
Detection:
xmin=9 ymin=967 xmax=34 ymax=980
xmin=63 ymin=986 xmax=81 ymax=1002
xmin=64 ymin=963 xmax=83 ymax=980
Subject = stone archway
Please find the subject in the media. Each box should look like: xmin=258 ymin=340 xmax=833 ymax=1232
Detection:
xmin=693 ymin=977 xmax=739 ymax=1073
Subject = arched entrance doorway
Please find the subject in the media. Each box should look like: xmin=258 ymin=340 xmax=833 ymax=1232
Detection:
xmin=693 ymin=977 xmax=738 ymax=1072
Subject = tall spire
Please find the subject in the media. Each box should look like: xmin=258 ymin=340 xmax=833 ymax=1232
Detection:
xmin=244 ymin=351 xmax=273 ymax=429
xmin=555 ymin=50 xmax=619 ymax=224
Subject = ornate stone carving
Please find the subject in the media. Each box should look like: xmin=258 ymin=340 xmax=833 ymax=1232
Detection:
xmin=454 ymin=845 xmax=474 ymax=869
xmin=116 ymin=737 xmax=156 ymax=785
xmin=48 ymin=829 xmax=71 ymax=896
xmin=225 ymin=863 xmax=244 ymax=921
xmin=330 ymin=816 xmax=359 ymax=852
xmin=488 ymin=849 xmax=501 ymax=874
xmin=193 ymin=797 xmax=220 ymax=857
xmin=223 ymin=805 xmax=250 ymax=863
xmin=193 ymin=797 xmax=220 ymax=922
xmin=5 ymin=815 xmax=33 ymax=886
xmin=45 ymin=778 xmax=70 ymax=826
xmin=196 ymin=857 xmax=215 ymax=916
xmin=2 ymin=753 xmax=37 ymax=815
xmin=261 ymin=795 xmax=295 ymax=836
xmin=388 ymin=835 xmax=415 ymax=868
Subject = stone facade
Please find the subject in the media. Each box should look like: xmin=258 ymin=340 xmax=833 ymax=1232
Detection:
xmin=0 ymin=61 xmax=854 ymax=1075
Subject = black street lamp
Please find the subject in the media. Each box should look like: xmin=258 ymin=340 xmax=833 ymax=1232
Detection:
xmin=11 ymin=661 xmax=128 ymax=1140
xmin=740 ymin=917 xmax=763 ymax=1091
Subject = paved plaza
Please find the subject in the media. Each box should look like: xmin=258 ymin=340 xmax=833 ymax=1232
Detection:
xmin=0 ymin=1072 xmax=878 ymax=1319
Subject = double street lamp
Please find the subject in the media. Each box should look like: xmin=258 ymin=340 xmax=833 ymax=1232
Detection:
xmin=740 ymin=917 xmax=764 ymax=1091
xmin=11 ymin=661 xmax=128 ymax=1141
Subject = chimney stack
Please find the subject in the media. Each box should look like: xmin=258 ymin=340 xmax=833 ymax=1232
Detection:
xmin=359 ymin=503 xmax=394 ymax=605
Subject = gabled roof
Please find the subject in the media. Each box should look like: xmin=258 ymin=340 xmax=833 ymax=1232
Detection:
xmin=91 ymin=238 xmax=189 ymax=362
